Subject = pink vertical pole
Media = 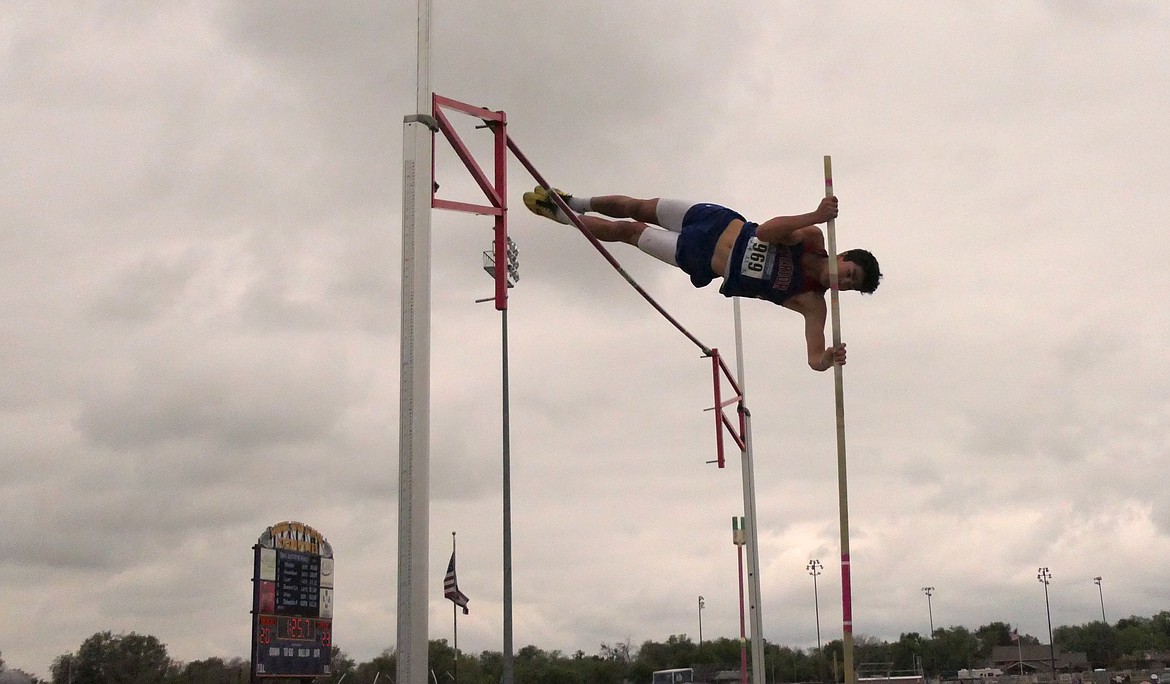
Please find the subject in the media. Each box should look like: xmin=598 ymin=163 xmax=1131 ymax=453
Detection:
xmin=712 ymin=350 xmax=725 ymax=468
xmin=493 ymin=111 xmax=508 ymax=311
xmin=733 ymin=516 xmax=748 ymax=684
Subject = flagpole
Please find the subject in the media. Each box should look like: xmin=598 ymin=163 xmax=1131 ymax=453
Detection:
xmin=451 ymin=531 xmax=459 ymax=684
xmin=1015 ymin=629 xmax=1023 ymax=676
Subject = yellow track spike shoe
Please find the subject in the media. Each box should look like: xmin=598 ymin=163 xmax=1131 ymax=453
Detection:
xmin=522 ymin=186 xmax=573 ymax=224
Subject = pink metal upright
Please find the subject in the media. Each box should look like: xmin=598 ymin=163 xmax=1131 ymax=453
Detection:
xmin=430 ymin=94 xmax=510 ymax=310
xmin=709 ymin=348 xmax=747 ymax=468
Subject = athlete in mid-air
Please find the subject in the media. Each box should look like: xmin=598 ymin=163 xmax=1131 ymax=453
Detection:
xmin=523 ymin=187 xmax=881 ymax=372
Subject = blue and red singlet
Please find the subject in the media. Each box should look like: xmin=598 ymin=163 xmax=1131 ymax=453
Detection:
xmin=719 ymin=224 xmax=827 ymax=305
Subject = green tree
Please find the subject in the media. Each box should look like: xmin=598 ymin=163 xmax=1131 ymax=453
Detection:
xmin=171 ymin=657 xmax=248 ymax=684
xmin=633 ymin=635 xmax=692 ymax=676
xmin=708 ymin=638 xmax=749 ymax=675
xmin=428 ymin=639 xmax=490 ymax=683
xmin=926 ymin=626 xmax=981 ymax=676
xmin=50 ymin=632 xmax=173 ymax=684
xmin=853 ymin=634 xmax=891 ymax=671
xmin=475 ymin=650 xmax=502 ymax=684
xmin=975 ymin=622 xmax=1014 ymax=653
xmin=1152 ymin=611 xmax=1170 ymax=644
xmin=764 ymin=643 xmax=818 ymax=683
xmin=1054 ymin=621 xmax=1117 ymax=669
xmin=888 ymin=632 xmax=926 ymax=674
xmin=351 ymin=649 xmax=395 ymax=684
xmin=1116 ymin=616 xmax=1159 ymax=656
xmin=598 ymin=641 xmax=632 ymax=664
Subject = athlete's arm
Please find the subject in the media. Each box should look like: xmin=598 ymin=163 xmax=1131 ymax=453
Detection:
xmin=798 ymin=297 xmax=846 ymax=371
xmin=798 ymin=226 xmax=826 ymax=252
xmin=755 ymin=196 xmax=838 ymax=244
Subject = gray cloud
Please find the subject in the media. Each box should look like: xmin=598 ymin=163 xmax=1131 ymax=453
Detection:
xmin=3 ymin=0 xmax=1170 ymax=678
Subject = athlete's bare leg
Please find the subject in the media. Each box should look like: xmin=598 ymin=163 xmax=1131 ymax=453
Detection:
xmin=576 ymin=215 xmax=646 ymax=246
xmin=587 ymin=195 xmax=660 ymax=224
xmin=521 ymin=189 xmax=658 ymax=246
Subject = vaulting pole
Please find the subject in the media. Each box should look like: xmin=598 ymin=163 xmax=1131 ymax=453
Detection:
xmin=824 ymin=155 xmax=855 ymax=684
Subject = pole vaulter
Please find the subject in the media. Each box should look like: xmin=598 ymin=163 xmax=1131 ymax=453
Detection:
xmin=398 ymin=26 xmax=879 ymax=673
xmin=824 ymin=155 xmax=857 ymax=684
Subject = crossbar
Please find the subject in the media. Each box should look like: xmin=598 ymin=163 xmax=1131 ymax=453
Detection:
xmin=505 ymin=136 xmax=713 ymax=357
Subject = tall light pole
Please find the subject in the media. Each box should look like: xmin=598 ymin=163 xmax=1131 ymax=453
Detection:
xmin=1093 ymin=576 xmax=1106 ymax=624
xmin=921 ymin=587 xmax=935 ymax=637
xmin=1038 ymin=567 xmax=1056 ymax=678
xmin=482 ymin=235 xmax=520 ymax=684
xmin=808 ymin=560 xmax=824 ymax=650
xmin=698 ymin=596 xmax=705 ymax=645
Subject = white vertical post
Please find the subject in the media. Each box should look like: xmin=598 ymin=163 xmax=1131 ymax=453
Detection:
xmin=396 ymin=1 xmax=432 ymax=683
xmin=501 ymin=302 xmax=515 ymax=684
xmin=733 ymin=300 xmax=766 ymax=684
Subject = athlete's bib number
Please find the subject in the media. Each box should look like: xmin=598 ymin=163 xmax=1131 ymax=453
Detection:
xmin=740 ymin=237 xmax=770 ymax=279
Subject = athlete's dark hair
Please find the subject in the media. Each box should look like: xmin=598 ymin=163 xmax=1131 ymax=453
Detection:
xmin=842 ymin=248 xmax=882 ymax=294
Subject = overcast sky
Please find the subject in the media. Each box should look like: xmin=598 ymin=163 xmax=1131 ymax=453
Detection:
xmin=4 ymin=1 xmax=1170 ymax=679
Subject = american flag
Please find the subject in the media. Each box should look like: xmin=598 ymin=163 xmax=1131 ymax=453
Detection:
xmin=444 ymin=550 xmax=470 ymax=615
xmin=1010 ymin=628 xmax=1019 ymax=642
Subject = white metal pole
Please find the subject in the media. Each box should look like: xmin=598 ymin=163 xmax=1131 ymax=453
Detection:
xmin=733 ymin=299 xmax=766 ymax=684
xmin=396 ymin=1 xmax=432 ymax=683
xmin=742 ymin=413 xmax=766 ymax=684
xmin=501 ymin=303 xmax=514 ymax=684
xmin=733 ymin=300 xmax=747 ymax=393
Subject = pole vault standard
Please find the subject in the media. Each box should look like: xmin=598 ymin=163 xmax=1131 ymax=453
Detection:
xmin=732 ymin=300 xmax=766 ymax=684
xmin=426 ymin=94 xmax=513 ymax=682
xmin=523 ymin=148 xmax=767 ymax=684
xmin=396 ymin=0 xmax=432 ymax=682
xmin=823 ymin=155 xmax=856 ymax=684
xmin=516 ymin=139 xmax=770 ymax=684
xmin=400 ymin=83 xmax=775 ymax=681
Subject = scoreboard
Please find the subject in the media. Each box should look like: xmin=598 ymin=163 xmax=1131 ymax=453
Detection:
xmin=251 ymin=522 xmax=334 ymax=680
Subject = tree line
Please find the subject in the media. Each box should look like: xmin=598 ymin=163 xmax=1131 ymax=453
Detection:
xmin=8 ymin=610 xmax=1167 ymax=684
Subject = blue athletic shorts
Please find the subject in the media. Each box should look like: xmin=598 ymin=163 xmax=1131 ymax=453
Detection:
xmin=675 ymin=203 xmax=745 ymax=288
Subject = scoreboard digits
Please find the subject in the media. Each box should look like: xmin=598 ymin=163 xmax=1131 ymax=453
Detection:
xmin=250 ymin=522 xmax=334 ymax=679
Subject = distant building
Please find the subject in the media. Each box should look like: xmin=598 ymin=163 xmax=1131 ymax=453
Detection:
xmin=0 ymin=670 xmax=35 ymax=684
xmin=991 ymin=645 xmax=1089 ymax=673
xmin=1133 ymin=651 xmax=1170 ymax=670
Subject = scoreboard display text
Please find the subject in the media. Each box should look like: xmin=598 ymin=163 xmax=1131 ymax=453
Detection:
xmin=253 ymin=613 xmax=332 ymax=675
xmin=251 ymin=541 xmax=334 ymax=679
